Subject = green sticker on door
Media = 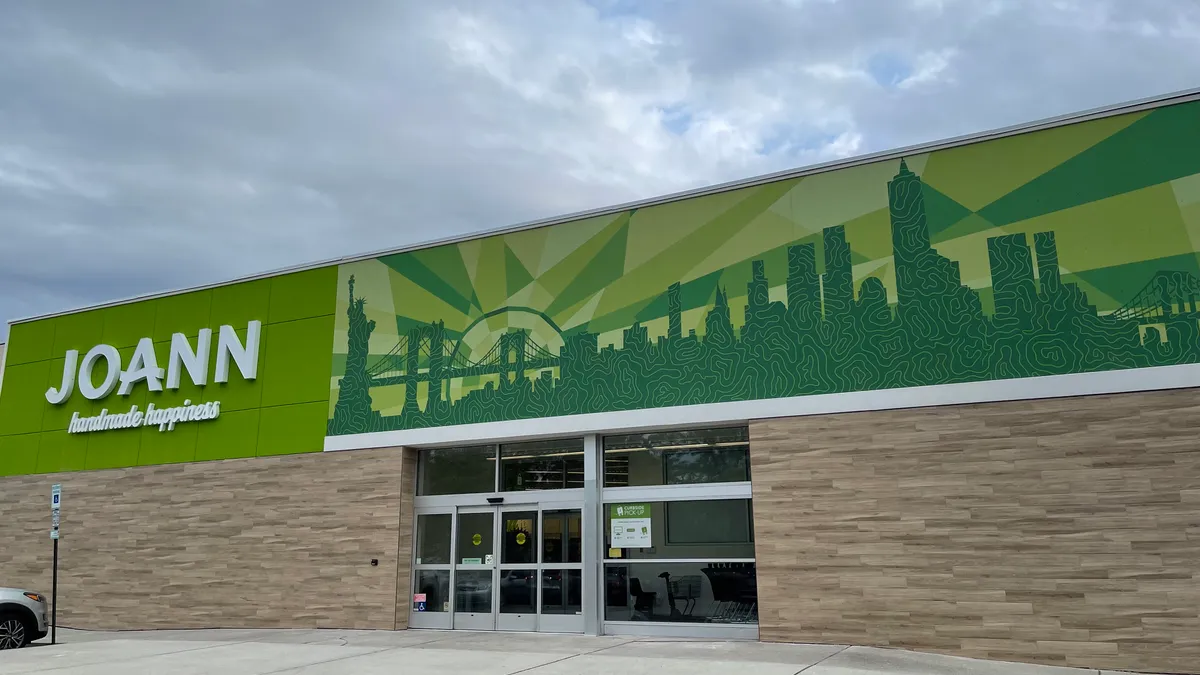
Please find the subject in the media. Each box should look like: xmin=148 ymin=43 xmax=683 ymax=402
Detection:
xmin=472 ymin=533 xmax=482 ymax=546
xmin=516 ymin=532 xmax=527 ymax=545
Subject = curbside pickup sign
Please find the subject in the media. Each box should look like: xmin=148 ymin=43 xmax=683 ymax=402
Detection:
xmin=609 ymin=503 xmax=652 ymax=549
xmin=44 ymin=320 xmax=261 ymax=434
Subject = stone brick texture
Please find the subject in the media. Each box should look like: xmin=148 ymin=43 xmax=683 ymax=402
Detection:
xmin=0 ymin=447 xmax=416 ymax=631
xmin=750 ymin=388 xmax=1200 ymax=674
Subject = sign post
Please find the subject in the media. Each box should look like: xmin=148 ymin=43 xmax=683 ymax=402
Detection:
xmin=50 ymin=484 xmax=60 ymax=645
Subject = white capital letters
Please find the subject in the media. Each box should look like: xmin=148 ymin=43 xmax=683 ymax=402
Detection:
xmin=78 ymin=344 xmax=122 ymax=400
xmin=44 ymin=319 xmax=260 ymax=410
xmin=118 ymin=338 xmax=165 ymax=395
xmin=215 ymin=321 xmax=261 ymax=383
xmin=167 ymin=329 xmax=212 ymax=388
xmin=46 ymin=349 xmax=79 ymax=404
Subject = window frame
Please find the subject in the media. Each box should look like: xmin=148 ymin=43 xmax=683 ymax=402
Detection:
xmin=601 ymin=426 xmax=751 ymax=489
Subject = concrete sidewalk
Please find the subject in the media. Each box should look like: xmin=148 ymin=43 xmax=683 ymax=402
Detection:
xmin=3 ymin=628 xmax=1150 ymax=675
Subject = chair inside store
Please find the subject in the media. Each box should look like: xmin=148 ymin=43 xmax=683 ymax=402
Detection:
xmin=701 ymin=563 xmax=758 ymax=623
xmin=628 ymin=577 xmax=657 ymax=619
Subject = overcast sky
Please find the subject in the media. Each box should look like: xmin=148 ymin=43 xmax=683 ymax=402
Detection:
xmin=1 ymin=0 xmax=1198 ymax=339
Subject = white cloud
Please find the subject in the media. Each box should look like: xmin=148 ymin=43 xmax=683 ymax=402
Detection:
xmin=0 ymin=0 xmax=1198 ymax=337
xmin=897 ymin=49 xmax=957 ymax=89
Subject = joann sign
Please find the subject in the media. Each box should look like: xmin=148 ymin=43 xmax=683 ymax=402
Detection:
xmin=45 ymin=320 xmax=261 ymax=434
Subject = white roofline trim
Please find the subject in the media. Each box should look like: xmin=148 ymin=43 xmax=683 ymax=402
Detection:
xmin=12 ymin=85 xmax=1200 ymax=326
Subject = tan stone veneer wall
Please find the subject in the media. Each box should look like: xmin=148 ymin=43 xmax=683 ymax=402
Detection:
xmin=0 ymin=446 xmax=417 ymax=631
xmin=750 ymin=388 xmax=1200 ymax=674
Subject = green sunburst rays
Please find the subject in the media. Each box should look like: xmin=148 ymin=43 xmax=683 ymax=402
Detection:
xmin=331 ymin=260 xmax=401 ymax=359
xmin=922 ymin=102 xmax=1200 ymax=311
xmin=338 ymin=99 xmax=1200 ymax=364
xmin=579 ymin=179 xmax=800 ymax=342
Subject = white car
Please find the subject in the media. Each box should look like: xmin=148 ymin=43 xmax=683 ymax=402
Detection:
xmin=0 ymin=587 xmax=49 ymax=649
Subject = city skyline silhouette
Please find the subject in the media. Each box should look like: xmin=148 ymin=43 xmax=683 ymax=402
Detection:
xmin=329 ymin=159 xmax=1200 ymax=436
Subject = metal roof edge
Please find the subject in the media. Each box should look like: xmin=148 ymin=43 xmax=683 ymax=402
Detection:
xmin=12 ymin=85 xmax=1200 ymax=326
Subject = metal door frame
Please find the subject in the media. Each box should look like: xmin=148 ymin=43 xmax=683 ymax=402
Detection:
xmin=411 ymin=497 xmax=586 ymax=633
xmin=452 ymin=505 xmax=499 ymax=631
xmin=409 ymin=506 xmax=454 ymax=630
xmin=537 ymin=506 xmax=585 ymax=633
xmin=496 ymin=505 xmax=540 ymax=632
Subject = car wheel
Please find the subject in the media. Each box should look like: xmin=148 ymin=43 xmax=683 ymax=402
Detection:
xmin=0 ymin=612 xmax=28 ymax=650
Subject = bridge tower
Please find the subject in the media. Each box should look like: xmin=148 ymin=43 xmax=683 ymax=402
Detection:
xmin=425 ymin=321 xmax=445 ymax=415
xmin=403 ymin=327 xmax=421 ymax=415
xmin=499 ymin=330 xmax=527 ymax=388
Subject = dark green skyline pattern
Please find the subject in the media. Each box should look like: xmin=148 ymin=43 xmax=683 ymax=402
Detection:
xmin=328 ymin=157 xmax=1200 ymax=436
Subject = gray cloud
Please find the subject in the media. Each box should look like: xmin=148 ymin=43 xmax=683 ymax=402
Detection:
xmin=0 ymin=0 xmax=1197 ymax=338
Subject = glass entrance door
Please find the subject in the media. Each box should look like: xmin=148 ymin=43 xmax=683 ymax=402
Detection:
xmin=413 ymin=504 xmax=584 ymax=632
xmin=539 ymin=508 xmax=584 ymax=633
xmin=453 ymin=508 xmax=496 ymax=630
xmin=497 ymin=509 xmax=538 ymax=631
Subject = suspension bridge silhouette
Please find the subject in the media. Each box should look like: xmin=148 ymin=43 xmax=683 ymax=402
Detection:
xmin=365 ymin=307 xmax=564 ymax=387
xmin=329 ymin=159 xmax=1200 ymax=436
xmin=1111 ymin=270 xmax=1200 ymax=322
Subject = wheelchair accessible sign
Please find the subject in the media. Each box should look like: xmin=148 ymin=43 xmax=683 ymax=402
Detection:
xmin=609 ymin=503 xmax=651 ymax=549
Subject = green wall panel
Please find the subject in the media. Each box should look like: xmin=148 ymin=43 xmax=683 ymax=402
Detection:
xmin=153 ymin=290 xmax=213 ymax=341
xmin=100 ymin=299 xmax=159 ymax=349
xmin=268 ymin=268 xmax=338 ymax=324
xmin=138 ymin=423 xmax=198 ymax=466
xmin=210 ymin=278 xmax=271 ymax=329
xmin=260 ymin=316 xmax=336 ymax=408
xmin=0 ymin=361 xmax=50 ymax=435
xmin=85 ymin=427 xmax=141 ymax=470
xmin=5 ymin=320 xmax=56 ymax=365
xmin=194 ymin=409 xmax=260 ymax=462
xmin=51 ymin=309 xmax=105 ymax=356
xmin=0 ymin=434 xmax=41 ymax=477
xmin=256 ymin=402 xmax=326 ymax=456
xmin=34 ymin=432 xmax=87 ymax=474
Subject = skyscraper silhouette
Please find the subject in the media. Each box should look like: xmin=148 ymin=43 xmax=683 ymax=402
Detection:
xmin=329 ymin=159 xmax=1198 ymax=436
xmin=786 ymin=243 xmax=819 ymax=329
xmin=821 ymin=226 xmax=854 ymax=321
xmin=988 ymin=233 xmax=1037 ymax=323
xmin=1034 ymin=232 xmax=1061 ymax=297
xmin=667 ymin=282 xmax=682 ymax=341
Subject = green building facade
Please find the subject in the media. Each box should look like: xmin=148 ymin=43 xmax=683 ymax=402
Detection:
xmin=4 ymin=91 xmax=1200 ymax=476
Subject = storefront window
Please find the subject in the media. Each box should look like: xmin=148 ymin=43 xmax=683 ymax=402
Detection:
xmin=603 ymin=427 xmax=749 ymax=487
xmin=413 ymin=570 xmax=451 ymax=613
xmin=414 ymin=513 xmax=452 ymax=565
xmin=542 ymin=569 xmax=583 ymax=615
xmin=499 ymin=570 xmax=537 ymax=614
xmin=604 ymin=562 xmax=757 ymax=624
xmin=501 ymin=438 xmax=585 ymax=491
xmin=604 ymin=499 xmax=754 ymax=560
xmin=417 ymin=445 xmax=496 ymax=495
xmin=543 ymin=510 xmax=582 ymax=563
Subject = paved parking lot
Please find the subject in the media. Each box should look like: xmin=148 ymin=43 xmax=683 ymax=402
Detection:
xmin=4 ymin=628 xmax=1148 ymax=674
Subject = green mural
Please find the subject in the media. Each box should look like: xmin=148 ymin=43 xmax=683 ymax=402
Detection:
xmin=327 ymin=99 xmax=1200 ymax=436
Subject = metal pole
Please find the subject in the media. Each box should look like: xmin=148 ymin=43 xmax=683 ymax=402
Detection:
xmin=582 ymin=434 xmax=602 ymax=636
xmin=51 ymin=538 xmax=58 ymax=645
